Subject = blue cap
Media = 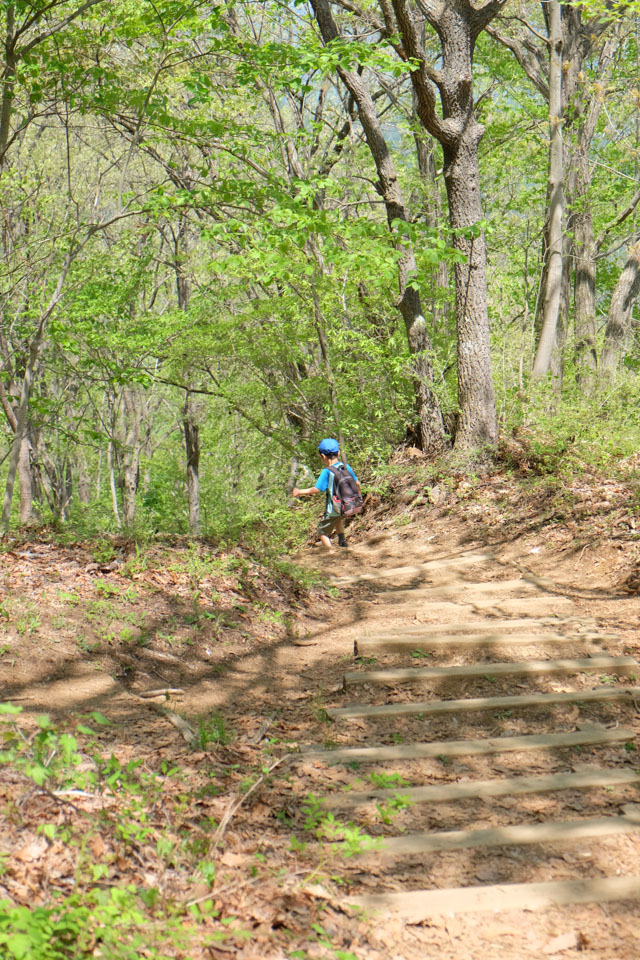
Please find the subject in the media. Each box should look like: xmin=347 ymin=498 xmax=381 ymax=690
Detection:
xmin=318 ymin=437 xmax=339 ymax=455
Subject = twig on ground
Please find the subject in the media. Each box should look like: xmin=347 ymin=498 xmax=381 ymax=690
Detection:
xmin=212 ymin=754 xmax=291 ymax=848
xmin=136 ymin=688 xmax=185 ymax=699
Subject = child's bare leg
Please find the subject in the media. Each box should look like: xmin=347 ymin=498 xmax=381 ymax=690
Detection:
xmin=319 ymin=534 xmax=333 ymax=549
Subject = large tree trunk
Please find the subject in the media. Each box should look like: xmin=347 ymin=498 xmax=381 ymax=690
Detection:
xmin=442 ymin=136 xmax=496 ymax=445
xmin=533 ymin=0 xmax=564 ymax=378
xmin=392 ymin=0 xmax=502 ymax=448
xmin=600 ymin=243 xmax=640 ymax=379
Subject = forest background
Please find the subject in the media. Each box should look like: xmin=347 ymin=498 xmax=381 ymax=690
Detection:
xmin=1 ymin=0 xmax=640 ymax=546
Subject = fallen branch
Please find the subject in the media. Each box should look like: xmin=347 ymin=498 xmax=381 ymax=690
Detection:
xmin=148 ymin=704 xmax=198 ymax=746
xmin=136 ymin=688 xmax=185 ymax=699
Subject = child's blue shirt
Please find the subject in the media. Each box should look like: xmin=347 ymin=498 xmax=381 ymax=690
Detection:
xmin=315 ymin=461 xmax=359 ymax=518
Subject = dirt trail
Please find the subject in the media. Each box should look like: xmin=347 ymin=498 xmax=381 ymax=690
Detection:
xmin=2 ymin=508 xmax=640 ymax=959
xmin=289 ymin=523 xmax=640 ymax=959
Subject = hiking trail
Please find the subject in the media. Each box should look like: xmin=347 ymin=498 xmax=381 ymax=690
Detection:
xmin=291 ymin=528 xmax=640 ymax=957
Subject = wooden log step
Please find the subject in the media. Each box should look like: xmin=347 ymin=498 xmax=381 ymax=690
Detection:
xmin=354 ymin=631 xmax=603 ymax=656
xmin=330 ymin=553 xmax=494 ymax=585
xmin=358 ymin=616 xmax=596 ymax=637
xmin=304 ymin=725 xmax=635 ymax=765
xmin=342 ymin=814 xmax=640 ymax=858
xmin=364 ymin=596 xmax=577 ymax=618
xmin=345 ymin=875 xmax=640 ymax=919
xmin=328 ymin=685 xmax=640 ymax=721
xmin=322 ymin=766 xmax=640 ymax=809
xmin=343 ymin=654 xmax=638 ymax=689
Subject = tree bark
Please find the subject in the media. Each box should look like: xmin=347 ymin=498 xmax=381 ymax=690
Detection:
xmin=392 ymin=0 xmax=502 ymax=447
xmin=532 ymin=0 xmax=564 ymax=378
xmin=600 ymin=242 xmax=640 ymax=379
xmin=183 ymin=395 xmax=201 ymax=537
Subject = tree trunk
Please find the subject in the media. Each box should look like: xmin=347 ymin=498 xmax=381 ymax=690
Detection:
xmin=600 ymin=243 xmax=640 ymax=379
xmin=414 ymin=110 xmax=449 ymax=328
xmin=107 ymin=440 xmax=121 ymax=527
xmin=391 ymin=0 xmax=501 ymax=448
xmin=121 ymin=388 xmax=142 ymax=527
xmin=533 ymin=0 xmax=564 ymax=378
xmin=571 ymin=175 xmax=597 ymax=373
xmin=569 ymin=31 xmax=618 ymax=380
xmin=442 ymin=135 xmax=497 ymax=445
xmin=0 ymin=4 xmax=16 ymax=169
xmin=183 ymin=395 xmax=201 ymax=536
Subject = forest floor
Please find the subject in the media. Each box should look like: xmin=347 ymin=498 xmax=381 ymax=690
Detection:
xmin=1 ymin=453 xmax=640 ymax=959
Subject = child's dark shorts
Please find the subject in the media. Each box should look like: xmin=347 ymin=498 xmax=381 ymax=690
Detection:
xmin=318 ymin=515 xmax=342 ymax=537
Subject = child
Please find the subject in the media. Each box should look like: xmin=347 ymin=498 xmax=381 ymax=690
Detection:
xmin=292 ymin=438 xmax=361 ymax=549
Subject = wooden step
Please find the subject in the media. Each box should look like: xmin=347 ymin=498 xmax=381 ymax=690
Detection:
xmin=345 ymin=814 xmax=640 ymax=858
xmin=362 ymin=596 xmax=577 ymax=618
xmin=358 ymin=616 xmax=596 ymax=637
xmin=323 ymin=766 xmax=640 ymax=809
xmin=328 ymin=684 xmax=640 ymax=721
xmin=345 ymin=875 xmax=640 ymax=918
xmin=304 ymin=725 xmax=635 ymax=765
xmin=354 ymin=631 xmax=603 ymax=656
xmin=343 ymin=654 xmax=638 ymax=689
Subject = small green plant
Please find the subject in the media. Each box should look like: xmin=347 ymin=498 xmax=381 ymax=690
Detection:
xmin=411 ymin=649 xmax=432 ymax=659
xmin=368 ymin=771 xmax=410 ymax=789
xmin=95 ymin=579 xmax=120 ymax=599
xmin=121 ymin=547 xmax=149 ymax=579
xmin=493 ymin=710 xmax=512 ymax=719
xmin=196 ymin=712 xmax=233 ymax=748
xmin=376 ymin=793 xmax=413 ymax=824
xmin=77 ymin=638 xmax=100 ymax=654
xmin=15 ymin=604 xmax=41 ymax=636
xmin=57 ymin=590 xmax=80 ymax=606
xmin=91 ymin=540 xmax=117 ymax=564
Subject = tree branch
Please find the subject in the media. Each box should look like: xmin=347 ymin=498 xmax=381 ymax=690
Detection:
xmin=485 ymin=24 xmax=549 ymax=100
xmin=18 ymin=0 xmax=105 ymax=57
xmin=596 ymin=188 xmax=640 ymax=253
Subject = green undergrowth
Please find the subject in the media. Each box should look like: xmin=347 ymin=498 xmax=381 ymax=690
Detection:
xmin=0 ymin=704 xmax=256 ymax=959
xmin=0 ymin=705 xmax=398 ymax=960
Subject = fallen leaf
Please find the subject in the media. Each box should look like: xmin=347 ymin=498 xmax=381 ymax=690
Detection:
xmin=544 ymin=931 xmax=578 ymax=955
xmin=15 ymin=838 xmax=48 ymax=862
xmin=303 ymin=883 xmax=331 ymax=900
xmin=90 ymin=834 xmax=107 ymax=858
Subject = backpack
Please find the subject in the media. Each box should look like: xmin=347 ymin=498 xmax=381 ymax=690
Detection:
xmin=328 ymin=464 xmax=363 ymax=517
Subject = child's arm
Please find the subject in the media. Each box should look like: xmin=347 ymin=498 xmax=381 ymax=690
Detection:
xmin=291 ymin=485 xmax=320 ymax=497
